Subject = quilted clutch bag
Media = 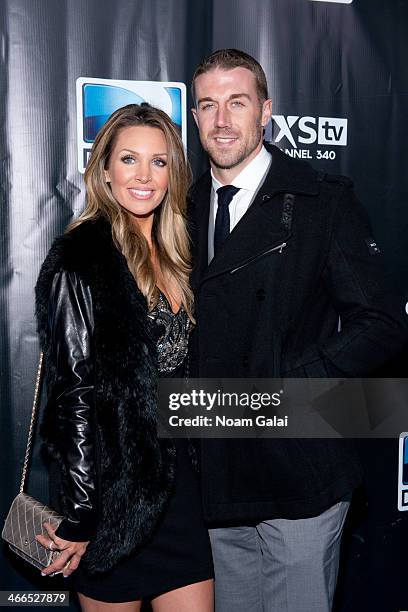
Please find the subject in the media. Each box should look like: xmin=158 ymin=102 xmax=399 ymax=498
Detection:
xmin=2 ymin=493 xmax=63 ymax=570
xmin=2 ymin=354 xmax=65 ymax=571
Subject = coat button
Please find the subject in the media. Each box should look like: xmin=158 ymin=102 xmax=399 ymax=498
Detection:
xmin=256 ymin=289 xmax=265 ymax=301
xmin=242 ymin=356 xmax=249 ymax=367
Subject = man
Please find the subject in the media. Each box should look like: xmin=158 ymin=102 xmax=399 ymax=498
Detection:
xmin=189 ymin=49 xmax=407 ymax=611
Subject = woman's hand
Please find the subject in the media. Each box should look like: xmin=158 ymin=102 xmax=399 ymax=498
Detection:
xmin=36 ymin=522 xmax=90 ymax=578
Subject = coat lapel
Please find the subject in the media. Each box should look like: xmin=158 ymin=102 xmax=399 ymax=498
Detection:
xmin=189 ymin=171 xmax=212 ymax=291
xmin=192 ymin=145 xmax=322 ymax=285
xmin=202 ymin=196 xmax=290 ymax=280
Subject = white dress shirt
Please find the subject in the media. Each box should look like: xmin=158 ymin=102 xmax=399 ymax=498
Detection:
xmin=208 ymin=146 xmax=272 ymax=262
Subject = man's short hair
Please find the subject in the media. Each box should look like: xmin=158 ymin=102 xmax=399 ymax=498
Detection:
xmin=192 ymin=48 xmax=268 ymax=105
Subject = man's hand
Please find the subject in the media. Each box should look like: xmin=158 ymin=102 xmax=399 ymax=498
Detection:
xmin=36 ymin=521 xmax=90 ymax=577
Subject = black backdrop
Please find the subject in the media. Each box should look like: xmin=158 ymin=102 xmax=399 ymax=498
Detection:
xmin=1 ymin=1 xmax=407 ymax=610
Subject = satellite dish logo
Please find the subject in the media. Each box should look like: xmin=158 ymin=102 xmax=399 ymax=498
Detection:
xmin=398 ymin=433 xmax=408 ymax=511
xmin=76 ymin=77 xmax=187 ymax=173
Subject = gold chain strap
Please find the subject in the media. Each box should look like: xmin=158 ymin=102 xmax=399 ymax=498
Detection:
xmin=19 ymin=352 xmax=44 ymax=493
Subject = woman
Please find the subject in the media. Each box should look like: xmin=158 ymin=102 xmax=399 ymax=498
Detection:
xmin=35 ymin=104 xmax=214 ymax=611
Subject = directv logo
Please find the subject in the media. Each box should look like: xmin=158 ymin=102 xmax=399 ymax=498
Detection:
xmin=76 ymin=77 xmax=187 ymax=173
xmin=398 ymin=433 xmax=408 ymax=512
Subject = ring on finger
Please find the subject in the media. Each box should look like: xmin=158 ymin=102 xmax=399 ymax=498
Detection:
xmin=49 ymin=541 xmax=54 ymax=551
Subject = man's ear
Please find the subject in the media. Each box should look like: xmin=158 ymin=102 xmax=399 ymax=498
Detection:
xmin=261 ymin=99 xmax=273 ymax=128
xmin=191 ymin=107 xmax=199 ymax=128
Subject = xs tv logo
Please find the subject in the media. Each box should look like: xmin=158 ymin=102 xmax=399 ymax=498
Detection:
xmin=272 ymin=116 xmax=348 ymax=149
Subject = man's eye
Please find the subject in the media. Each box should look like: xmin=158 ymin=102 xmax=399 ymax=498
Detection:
xmin=231 ymin=100 xmax=244 ymax=107
xmin=201 ymin=103 xmax=214 ymax=111
xmin=153 ymin=158 xmax=167 ymax=167
xmin=121 ymin=155 xmax=135 ymax=164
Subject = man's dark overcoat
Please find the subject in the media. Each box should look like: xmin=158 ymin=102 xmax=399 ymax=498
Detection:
xmin=189 ymin=144 xmax=407 ymax=523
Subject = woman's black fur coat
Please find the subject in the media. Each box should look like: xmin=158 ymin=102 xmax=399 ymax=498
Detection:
xmin=35 ymin=218 xmax=175 ymax=574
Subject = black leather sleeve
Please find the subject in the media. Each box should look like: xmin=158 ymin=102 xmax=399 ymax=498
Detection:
xmin=47 ymin=270 xmax=98 ymax=542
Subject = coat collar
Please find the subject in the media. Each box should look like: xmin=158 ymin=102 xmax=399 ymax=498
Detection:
xmin=190 ymin=144 xmax=322 ymax=286
xmin=190 ymin=143 xmax=322 ymax=208
xmin=260 ymin=143 xmax=322 ymax=197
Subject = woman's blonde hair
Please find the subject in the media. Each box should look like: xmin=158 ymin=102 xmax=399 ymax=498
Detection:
xmin=69 ymin=103 xmax=193 ymax=319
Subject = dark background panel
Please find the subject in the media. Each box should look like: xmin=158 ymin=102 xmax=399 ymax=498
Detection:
xmin=1 ymin=1 xmax=407 ymax=610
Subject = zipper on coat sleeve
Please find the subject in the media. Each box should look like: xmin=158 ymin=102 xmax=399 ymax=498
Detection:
xmin=230 ymin=242 xmax=287 ymax=274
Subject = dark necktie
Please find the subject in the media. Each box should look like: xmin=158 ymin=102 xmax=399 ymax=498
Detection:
xmin=214 ymin=185 xmax=240 ymax=255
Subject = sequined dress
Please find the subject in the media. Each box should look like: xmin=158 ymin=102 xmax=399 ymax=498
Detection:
xmin=147 ymin=290 xmax=193 ymax=375
xmin=71 ymin=291 xmax=213 ymax=602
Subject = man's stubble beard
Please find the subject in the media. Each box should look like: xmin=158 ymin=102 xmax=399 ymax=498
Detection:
xmin=205 ymin=118 xmax=264 ymax=171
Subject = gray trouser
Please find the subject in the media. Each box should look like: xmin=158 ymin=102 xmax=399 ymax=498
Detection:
xmin=208 ymin=497 xmax=350 ymax=612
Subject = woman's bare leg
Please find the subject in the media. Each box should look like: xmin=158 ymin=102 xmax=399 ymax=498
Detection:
xmin=78 ymin=593 xmax=142 ymax=612
xmin=151 ymin=579 xmax=214 ymax=612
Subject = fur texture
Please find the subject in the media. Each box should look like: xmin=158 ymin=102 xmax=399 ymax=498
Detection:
xmin=35 ymin=218 xmax=176 ymax=574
